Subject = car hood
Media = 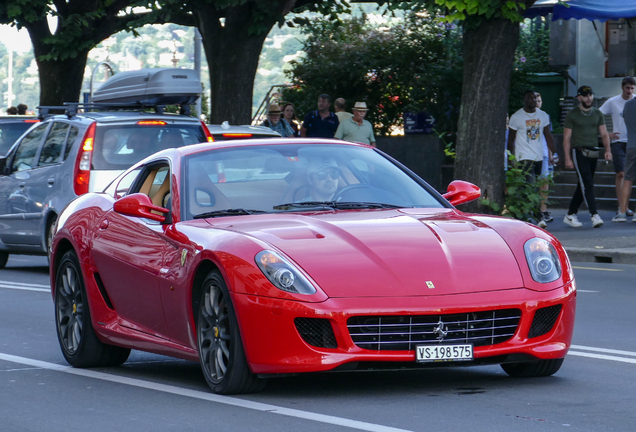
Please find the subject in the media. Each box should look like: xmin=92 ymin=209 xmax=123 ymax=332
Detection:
xmin=208 ymin=209 xmax=524 ymax=297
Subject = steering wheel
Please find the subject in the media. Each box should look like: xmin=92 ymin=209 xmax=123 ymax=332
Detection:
xmin=333 ymin=184 xmax=374 ymax=202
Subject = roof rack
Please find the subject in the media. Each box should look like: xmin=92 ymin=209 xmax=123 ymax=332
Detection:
xmin=36 ymin=102 xmax=192 ymax=120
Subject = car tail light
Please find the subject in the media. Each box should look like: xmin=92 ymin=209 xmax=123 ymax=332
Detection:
xmin=201 ymin=121 xmax=214 ymax=142
xmin=223 ymin=133 xmax=252 ymax=138
xmin=136 ymin=120 xmax=167 ymax=126
xmin=73 ymin=122 xmax=96 ymax=196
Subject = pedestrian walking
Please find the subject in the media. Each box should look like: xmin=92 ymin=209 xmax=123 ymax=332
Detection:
xmin=262 ymin=103 xmax=295 ymax=138
xmin=536 ymin=92 xmax=556 ymax=224
xmin=618 ymin=96 xmax=636 ymax=222
xmin=507 ymin=90 xmax=556 ymax=227
xmin=300 ymin=94 xmax=339 ymax=138
xmin=334 ymin=102 xmax=376 ymax=147
xmin=600 ymin=77 xmax=636 ymax=222
xmin=334 ymin=98 xmax=353 ymax=124
xmin=282 ymin=102 xmax=300 ymax=136
xmin=563 ymin=86 xmax=612 ymax=228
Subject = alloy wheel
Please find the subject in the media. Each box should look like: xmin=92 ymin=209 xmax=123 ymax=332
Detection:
xmin=198 ymin=281 xmax=231 ymax=384
xmin=56 ymin=263 xmax=83 ymax=355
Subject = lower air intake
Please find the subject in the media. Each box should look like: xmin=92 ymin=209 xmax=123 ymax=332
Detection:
xmin=295 ymin=318 xmax=338 ymax=349
xmin=528 ymin=305 xmax=562 ymax=338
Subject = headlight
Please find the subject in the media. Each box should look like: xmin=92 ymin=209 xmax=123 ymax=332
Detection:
xmin=255 ymin=250 xmax=316 ymax=295
xmin=523 ymin=238 xmax=561 ymax=283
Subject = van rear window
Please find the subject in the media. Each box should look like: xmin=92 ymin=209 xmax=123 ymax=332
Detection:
xmin=91 ymin=124 xmax=206 ymax=170
xmin=0 ymin=122 xmax=35 ymax=155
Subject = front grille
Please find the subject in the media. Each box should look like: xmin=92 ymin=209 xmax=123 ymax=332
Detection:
xmin=347 ymin=309 xmax=522 ymax=351
xmin=295 ymin=318 xmax=338 ymax=348
xmin=528 ymin=305 xmax=562 ymax=338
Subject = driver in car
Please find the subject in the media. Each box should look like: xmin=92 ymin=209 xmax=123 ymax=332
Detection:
xmin=301 ymin=157 xmax=341 ymax=202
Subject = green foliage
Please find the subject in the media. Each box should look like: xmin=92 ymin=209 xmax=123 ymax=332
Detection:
xmin=281 ymin=12 xmax=463 ymax=136
xmin=482 ymin=153 xmax=553 ymax=222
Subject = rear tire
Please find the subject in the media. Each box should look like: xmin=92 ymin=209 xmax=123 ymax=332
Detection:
xmin=197 ymin=270 xmax=265 ymax=394
xmin=501 ymin=358 xmax=564 ymax=378
xmin=55 ymin=250 xmax=130 ymax=368
xmin=46 ymin=215 xmax=57 ymax=262
xmin=0 ymin=252 xmax=8 ymax=269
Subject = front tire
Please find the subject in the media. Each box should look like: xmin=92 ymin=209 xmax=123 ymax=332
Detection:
xmin=197 ymin=270 xmax=265 ymax=394
xmin=501 ymin=358 xmax=564 ymax=378
xmin=55 ymin=250 xmax=130 ymax=368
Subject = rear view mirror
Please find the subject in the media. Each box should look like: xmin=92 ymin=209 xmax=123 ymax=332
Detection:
xmin=114 ymin=193 xmax=169 ymax=223
xmin=442 ymin=180 xmax=481 ymax=206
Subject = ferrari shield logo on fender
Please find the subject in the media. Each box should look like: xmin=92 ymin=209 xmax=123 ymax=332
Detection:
xmin=426 ymin=281 xmax=435 ymax=289
xmin=181 ymin=249 xmax=188 ymax=267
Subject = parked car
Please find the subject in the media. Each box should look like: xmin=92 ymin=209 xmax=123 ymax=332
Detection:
xmin=0 ymin=68 xmax=211 ymax=267
xmin=50 ymin=138 xmax=576 ymax=395
xmin=0 ymin=115 xmax=40 ymax=156
xmin=206 ymin=121 xmax=281 ymax=140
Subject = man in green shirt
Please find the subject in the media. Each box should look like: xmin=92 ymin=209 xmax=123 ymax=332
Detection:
xmin=334 ymin=102 xmax=376 ymax=147
xmin=563 ymin=85 xmax=612 ymax=228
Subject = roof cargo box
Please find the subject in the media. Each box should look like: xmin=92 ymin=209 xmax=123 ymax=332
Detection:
xmin=92 ymin=68 xmax=201 ymax=106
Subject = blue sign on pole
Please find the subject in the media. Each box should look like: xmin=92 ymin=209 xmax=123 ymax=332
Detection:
xmin=404 ymin=112 xmax=436 ymax=134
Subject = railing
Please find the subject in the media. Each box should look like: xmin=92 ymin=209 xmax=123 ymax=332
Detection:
xmin=252 ymin=84 xmax=292 ymax=125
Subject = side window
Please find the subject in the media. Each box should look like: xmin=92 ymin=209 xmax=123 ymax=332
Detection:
xmin=12 ymin=123 xmax=49 ymax=172
xmin=39 ymin=122 xmax=70 ymax=166
xmin=63 ymin=126 xmax=79 ymax=161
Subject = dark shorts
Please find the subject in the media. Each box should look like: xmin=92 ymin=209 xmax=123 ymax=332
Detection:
xmin=624 ymin=147 xmax=636 ymax=182
xmin=611 ymin=141 xmax=627 ymax=173
xmin=519 ymin=159 xmax=543 ymax=184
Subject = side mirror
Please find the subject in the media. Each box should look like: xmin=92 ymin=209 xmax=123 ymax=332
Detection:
xmin=114 ymin=193 xmax=169 ymax=223
xmin=442 ymin=180 xmax=481 ymax=206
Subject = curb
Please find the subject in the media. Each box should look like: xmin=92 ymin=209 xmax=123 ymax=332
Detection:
xmin=564 ymin=247 xmax=636 ymax=265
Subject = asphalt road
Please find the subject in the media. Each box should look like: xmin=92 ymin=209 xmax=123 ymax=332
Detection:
xmin=0 ymin=256 xmax=634 ymax=432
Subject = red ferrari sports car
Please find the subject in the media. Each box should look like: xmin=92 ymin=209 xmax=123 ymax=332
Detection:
xmin=50 ymin=139 xmax=575 ymax=394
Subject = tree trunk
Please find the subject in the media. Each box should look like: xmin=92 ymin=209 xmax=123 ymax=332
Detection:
xmin=454 ymin=18 xmax=520 ymax=213
xmin=35 ymin=55 xmax=89 ymax=107
xmin=195 ymin=1 xmax=295 ymax=124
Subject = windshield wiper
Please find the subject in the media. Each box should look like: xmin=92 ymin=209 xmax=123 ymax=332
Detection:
xmin=273 ymin=201 xmax=337 ymax=211
xmin=273 ymin=201 xmax=403 ymax=211
xmin=194 ymin=208 xmax=267 ymax=219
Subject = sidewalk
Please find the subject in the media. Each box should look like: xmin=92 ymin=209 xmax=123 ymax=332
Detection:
xmin=538 ymin=208 xmax=636 ymax=264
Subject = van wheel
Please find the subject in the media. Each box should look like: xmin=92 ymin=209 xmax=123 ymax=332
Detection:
xmin=46 ymin=215 xmax=57 ymax=262
xmin=0 ymin=252 xmax=8 ymax=269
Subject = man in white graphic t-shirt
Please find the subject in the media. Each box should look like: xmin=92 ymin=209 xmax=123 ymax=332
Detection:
xmin=507 ymin=90 xmax=557 ymax=185
xmin=600 ymin=76 xmax=635 ymax=222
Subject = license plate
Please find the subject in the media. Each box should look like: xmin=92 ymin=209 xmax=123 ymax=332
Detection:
xmin=416 ymin=344 xmax=473 ymax=362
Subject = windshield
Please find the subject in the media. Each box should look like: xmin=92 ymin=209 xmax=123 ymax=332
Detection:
xmin=92 ymin=123 xmax=206 ymax=170
xmin=182 ymin=143 xmax=444 ymax=220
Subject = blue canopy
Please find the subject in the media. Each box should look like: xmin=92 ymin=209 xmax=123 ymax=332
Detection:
xmin=526 ymin=0 xmax=636 ymax=21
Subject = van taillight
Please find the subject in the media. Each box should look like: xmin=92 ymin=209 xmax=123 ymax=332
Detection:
xmin=73 ymin=122 xmax=96 ymax=195
xmin=201 ymin=121 xmax=214 ymax=142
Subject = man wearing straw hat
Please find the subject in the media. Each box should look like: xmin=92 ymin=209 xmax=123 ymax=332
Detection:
xmin=262 ymin=103 xmax=295 ymax=137
xmin=335 ymin=102 xmax=376 ymax=147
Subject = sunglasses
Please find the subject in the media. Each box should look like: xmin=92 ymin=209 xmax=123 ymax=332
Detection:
xmin=313 ymin=169 xmax=340 ymax=181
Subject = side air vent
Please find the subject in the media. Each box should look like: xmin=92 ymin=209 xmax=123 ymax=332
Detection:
xmin=93 ymin=273 xmax=115 ymax=310
xmin=528 ymin=305 xmax=562 ymax=339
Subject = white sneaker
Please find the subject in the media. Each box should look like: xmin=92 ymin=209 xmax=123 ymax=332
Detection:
xmin=564 ymin=214 xmax=583 ymax=227
xmin=537 ymin=218 xmax=548 ymax=229
xmin=591 ymin=213 xmax=603 ymax=228
xmin=612 ymin=212 xmax=627 ymax=222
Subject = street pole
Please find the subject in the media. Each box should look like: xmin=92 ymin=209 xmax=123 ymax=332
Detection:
xmin=7 ymin=49 xmax=13 ymax=108
xmin=194 ymin=28 xmax=202 ymax=120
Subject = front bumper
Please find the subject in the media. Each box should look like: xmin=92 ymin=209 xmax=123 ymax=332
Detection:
xmin=233 ymin=282 xmax=576 ymax=375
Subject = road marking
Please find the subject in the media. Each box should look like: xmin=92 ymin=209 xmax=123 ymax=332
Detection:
xmin=0 ymin=281 xmax=49 ymax=293
xmin=572 ymin=266 xmax=624 ymax=272
xmin=571 ymin=345 xmax=636 ymax=357
xmin=0 ymin=352 xmax=413 ymax=432
xmin=577 ymin=290 xmax=598 ymax=293
xmin=569 ymin=344 xmax=636 ymax=365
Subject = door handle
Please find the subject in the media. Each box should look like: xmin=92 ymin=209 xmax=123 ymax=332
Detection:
xmin=18 ymin=182 xmax=25 ymax=188
xmin=47 ymin=178 xmax=55 ymax=186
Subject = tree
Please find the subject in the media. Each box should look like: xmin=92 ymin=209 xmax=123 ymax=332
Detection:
xmin=0 ymin=1 xmax=157 ymax=107
xmin=281 ymin=12 xmax=463 ymax=135
xmin=158 ymin=0 xmax=347 ymax=124
xmin=421 ymin=0 xmax=537 ymax=212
